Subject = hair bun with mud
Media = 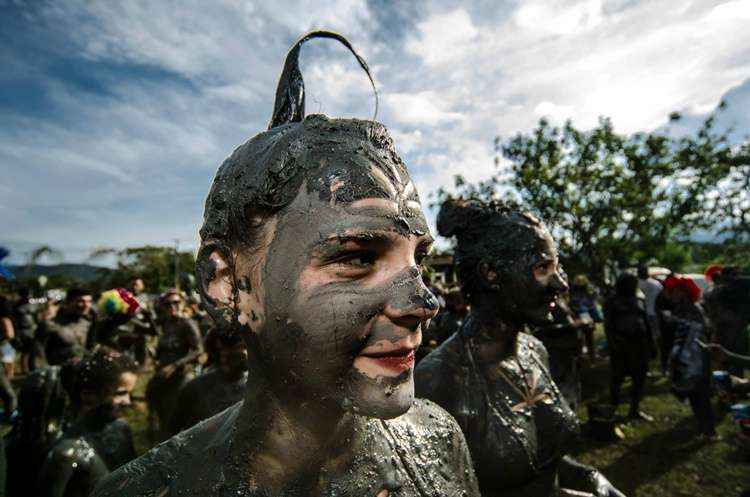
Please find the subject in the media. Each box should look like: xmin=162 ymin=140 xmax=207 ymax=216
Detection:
xmin=437 ymin=199 xmax=474 ymax=238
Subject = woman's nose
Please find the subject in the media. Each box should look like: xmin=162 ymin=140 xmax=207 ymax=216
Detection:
xmin=383 ymin=267 xmax=440 ymax=328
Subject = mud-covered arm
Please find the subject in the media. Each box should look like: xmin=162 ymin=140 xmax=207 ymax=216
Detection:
xmin=712 ymin=345 xmax=750 ymax=369
xmin=175 ymin=320 xmax=204 ymax=367
xmin=39 ymin=440 xmax=109 ymax=497
xmin=558 ymin=455 xmax=626 ymax=497
xmin=167 ymin=380 xmax=198 ymax=436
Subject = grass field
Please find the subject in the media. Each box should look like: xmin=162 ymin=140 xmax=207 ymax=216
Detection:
xmin=571 ymin=357 xmax=749 ymax=497
xmin=125 ymin=353 xmax=750 ymax=497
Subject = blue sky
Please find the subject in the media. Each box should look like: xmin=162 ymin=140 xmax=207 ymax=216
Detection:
xmin=2 ymin=0 xmax=750 ymax=265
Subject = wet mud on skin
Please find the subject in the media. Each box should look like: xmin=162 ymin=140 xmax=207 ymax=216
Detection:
xmin=40 ymin=413 xmax=136 ymax=497
xmin=416 ymin=199 xmax=610 ymax=497
xmin=92 ymin=398 xmax=479 ymax=497
xmin=93 ymin=31 xmax=479 ymax=497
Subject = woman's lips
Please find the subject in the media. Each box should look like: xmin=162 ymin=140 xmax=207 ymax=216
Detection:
xmin=359 ymin=348 xmax=415 ymax=374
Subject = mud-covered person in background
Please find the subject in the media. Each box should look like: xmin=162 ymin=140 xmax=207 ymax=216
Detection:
xmin=126 ymin=277 xmax=158 ymax=366
xmin=92 ymin=31 xmax=479 ymax=497
xmin=168 ymin=328 xmax=248 ymax=435
xmin=568 ymin=275 xmax=601 ymax=361
xmin=417 ymin=288 xmax=467 ymax=363
xmin=416 ymin=199 xmax=625 ymax=497
xmin=12 ymin=287 xmax=37 ymax=374
xmin=703 ymin=275 xmax=750 ymax=378
xmin=603 ymin=273 xmax=654 ymax=421
xmin=38 ymin=348 xmax=138 ymax=497
xmin=534 ymin=290 xmax=584 ymax=411
xmin=145 ymin=289 xmax=203 ymax=438
xmin=0 ymin=293 xmax=17 ymax=418
xmin=38 ymin=288 xmax=94 ymax=366
xmin=637 ymin=266 xmax=663 ymax=353
xmin=4 ymin=361 xmax=70 ymax=497
xmin=663 ymin=276 xmax=718 ymax=440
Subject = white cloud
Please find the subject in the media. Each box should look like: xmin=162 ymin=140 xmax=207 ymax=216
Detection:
xmin=405 ymin=9 xmax=479 ymax=67
xmin=384 ymin=92 xmax=465 ymax=125
xmin=515 ymin=0 xmax=604 ymax=36
xmin=3 ymin=0 xmax=750 ymax=261
xmin=534 ymin=101 xmax=574 ymax=123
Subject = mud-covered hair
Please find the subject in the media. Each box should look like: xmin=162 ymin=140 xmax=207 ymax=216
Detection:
xmin=437 ymin=198 xmax=547 ymax=304
xmin=72 ymin=347 xmax=137 ymax=401
xmin=196 ymin=32 xmax=400 ymax=325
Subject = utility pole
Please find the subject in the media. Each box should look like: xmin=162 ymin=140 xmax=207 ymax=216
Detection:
xmin=173 ymin=238 xmax=180 ymax=291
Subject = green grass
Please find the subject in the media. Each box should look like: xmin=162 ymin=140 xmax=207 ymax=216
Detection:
xmin=572 ymin=357 xmax=749 ymax=497
xmin=124 ymin=352 xmax=750 ymax=497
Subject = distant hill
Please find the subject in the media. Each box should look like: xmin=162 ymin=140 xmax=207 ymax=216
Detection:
xmin=7 ymin=263 xmax=111 ymax=282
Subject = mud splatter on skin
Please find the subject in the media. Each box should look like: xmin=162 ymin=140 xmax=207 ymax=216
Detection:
xmin=416 ymin=199 xmax=619 ymax=497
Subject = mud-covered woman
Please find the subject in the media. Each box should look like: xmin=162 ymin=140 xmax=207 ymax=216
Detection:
xmin=92 ymin=32 xmax=479 ymax=497
xmin=38 ymin=348 xmax=138 ymax=497
xmin=415 ymin=199 xmax=625 ymax=497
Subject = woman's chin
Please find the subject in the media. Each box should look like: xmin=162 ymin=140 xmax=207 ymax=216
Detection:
xmin=343 ymin=372 xmax=415 ymax=419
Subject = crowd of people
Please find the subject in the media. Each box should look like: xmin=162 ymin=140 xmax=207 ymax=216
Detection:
xmin=0 ymin=278 xmax=249 ymax=497
xmin=1 ymin=31 xmax=748 ymax=497
xmin=0 ymin=258 xmax=747 ymax=496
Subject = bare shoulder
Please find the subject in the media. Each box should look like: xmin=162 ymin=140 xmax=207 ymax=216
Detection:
xmin=91 ymin=402 xmax=241 ymax=497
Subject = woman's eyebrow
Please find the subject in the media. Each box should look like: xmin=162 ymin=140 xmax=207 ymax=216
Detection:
xmin=312 ymin=232 xmax=394 ymax=251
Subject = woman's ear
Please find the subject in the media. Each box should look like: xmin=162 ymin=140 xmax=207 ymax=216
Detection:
xmin=196 ymin=242 xmax=236 ymax=327
xmin=477 ymin=261 xmax=501 ymax=291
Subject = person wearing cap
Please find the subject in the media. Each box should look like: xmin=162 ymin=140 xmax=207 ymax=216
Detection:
xmin=663 ymin=275 xmax=718 ymax=440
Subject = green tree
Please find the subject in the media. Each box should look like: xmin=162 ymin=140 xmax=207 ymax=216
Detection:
xmin=91 ymin=245 xmax=196 ymax=294
xmin=433 ymin=106 xmax=747 ymax=285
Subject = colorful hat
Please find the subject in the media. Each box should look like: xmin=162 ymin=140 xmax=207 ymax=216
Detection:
xmin=704 ymin=264 xmax=723 ymax=284
xmin=663 ymin=276 xmax=702 ymax=303
xmin=97 ymin=288 xmax=140 ymax=316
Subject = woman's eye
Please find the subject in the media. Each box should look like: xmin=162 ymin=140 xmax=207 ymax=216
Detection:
xmin=415 ymin=250 xmax=428 ymax=265
xmin=335 ymin=251 xmax=377 ymax=268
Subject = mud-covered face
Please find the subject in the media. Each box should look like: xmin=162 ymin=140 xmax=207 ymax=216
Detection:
xmin=70 ymin=295 xmax=92 ymax=317
xmin=497 ymin=228 xmax=568 ymax=326
xmin=249 ymin=160 xmax=438 ymax=419
xmin=218 ymin=342 xmax=249 ymax=377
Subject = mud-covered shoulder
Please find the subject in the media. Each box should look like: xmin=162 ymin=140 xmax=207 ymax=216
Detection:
xmin=414 ymin=332 xmax=465 ymax=404
xmin=388 ymin=399 xmax=481 ymax=496
xmin=91 ymin=402 xmax=241 ymax=497
xmin=519 ymin=331 xmax=550 ymax=369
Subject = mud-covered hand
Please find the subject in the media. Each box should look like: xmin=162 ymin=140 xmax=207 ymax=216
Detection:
xmin=588 ymin=471 xmax=626 ymax=497
xmin=559 ymin=456 xmax=626 ymax=497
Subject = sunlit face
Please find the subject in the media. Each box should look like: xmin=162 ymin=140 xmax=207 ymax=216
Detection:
xmin=162 ymin=296 xmax=182 ymax=318
xmin=132 ymin=278 xmax=145 ymax=294
xmin=85 ymin=370 xmax=137 ymax=420
xmin=71 ymin=295 xmax=93 ymax=317
xmin=500 ymin=229 xmax=568 ymax=325
xmin=218 ymin=341 xmax=249 ymax=376
xmin=110 ymin=371 xmax=137 ymax=416
xmin=238 ymin=158 xmax=439 ymax=419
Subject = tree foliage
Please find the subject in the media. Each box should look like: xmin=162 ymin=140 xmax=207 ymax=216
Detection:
xmin=90 ymin=245 xmax=196 ymax=294
xmin=433 ymin=105 xmax=749 ymax=285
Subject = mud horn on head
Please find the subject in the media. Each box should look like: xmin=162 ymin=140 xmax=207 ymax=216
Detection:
xmin=268 ymin=30 xmax=379 ymax=130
